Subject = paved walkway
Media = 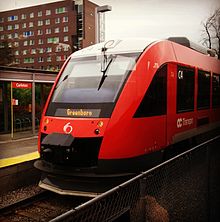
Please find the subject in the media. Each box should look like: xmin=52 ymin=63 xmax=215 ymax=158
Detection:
xmin=0 ymin=132 xmax=39 ymax=168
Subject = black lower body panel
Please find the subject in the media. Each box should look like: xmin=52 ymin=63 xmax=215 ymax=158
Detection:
xmin=34 ymin=148 xmax=164 ymax=177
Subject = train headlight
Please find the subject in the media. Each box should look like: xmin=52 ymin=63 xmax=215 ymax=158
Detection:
xmin=94 ymin=128 xmax=100 ymax=135
xmin=97 ymin=121 xmax=104 ymax=127
xmin=44 ymin=118 xmax=49 ymax=124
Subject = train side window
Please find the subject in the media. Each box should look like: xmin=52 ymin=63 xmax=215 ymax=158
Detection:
xmin=197 ymin=70 xmax=210 ymax=109
xmin=212 ymin=74 xmax=220 ymax=108
xmin=177 ymin=66 xmax=195 ymax=113
xmin=134 ymin=64 xmax=167 ymax=117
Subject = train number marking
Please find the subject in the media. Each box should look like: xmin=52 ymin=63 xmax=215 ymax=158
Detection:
xmin=63 ymin=122 xmax=73 ymax=134
xmin=178 ymin=70 xmax=184 ymax=79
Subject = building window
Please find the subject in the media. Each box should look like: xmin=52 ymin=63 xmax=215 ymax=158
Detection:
xmin=7 ymin=25 xmax=13 ymax=30
xmin=46 ymin=10 xmax=51 ymax=15
xmin=47 ymin=38 xmax=52 ymax=43
xmin=30 ymin=12 xmax=34 ymax=18
xmin=14 ymin=24 xmax=19 ymax=29
xmin=0 ymin=35 xmax=4 ymax=40
xmin=39 ymin=48 xmax=44 ymax=53
xmin=23 ymin=31 xmax=34 ymax=37
xmin=22 ymin=23 xmax=26 ymax=28
xmin=14 ymin=42 xmax=19 ymax=47
xmin=55 ymin=18 xmax=60 ymax=24
xmin=38 ymin=57 xmax=44 ymax=62
xmin=23 ymin=50 xmax=28 ymax=55
xmin=15 ymin=58 xmax=20 ymax=64
xmin=0 ymin=26 xmax=3 ymax=31
xmin=38 ymin=20 xmax=43 ymax=26
xmin=47 ymin=37 xmax=59 ymax=44
xmin=46 ymin=28 xmax=51 ymax=34
xmin=0 ymin=18 xmax=4 ymax=23
xmin=63 ymin=45 xmax=69 ymax=51
xmin=29 ymin=22 xmax=34 ymax=27
xmin=14 ymin=33 xmax=18 ymax=38
xmin=197 ymin=70 xmax=210 ymax=109
xmin=64 ymin=36 xmax=68 ymax=42
xmin=177 ymin=66 xmax=195 ymax=113
xmin=29 ymin=40 xmax=35 ymax=45
xmin=134 ymin=65 xmax=167 ymax=117
xmin=38 ymin=11 xmax=42 ymax=17
xmin=8 ymin=34 xmax=12 ymax=39
xmin=55 ymin=27 xmax=59 ymax=33
xmin=47 ymin=57 xmax=52 ymax=62
xmin=46 ymin=47 xmax=52 ymax=53
xmin=38 ymin=39 xmax=43 ymax=45
xmin=0 ymin=42 xmax=4 ymax=48
xmin=14 ymin=50 xmax=19 ymax=55
xmin=63 ymin=16 xmax=68 ymax=22
xmin=55 ymin=7 xmax=67 ymax=14
xmin=212 ymin=74 xmax=220 ymax=108
xmin=8 ymin=15 xmax=18 ymax=21
xmin=24 ymin=41 xmax=28 ymax=46
xmin=56 ymin=56 xmax=61 ymax=61
xmin=45 ymin=19 xmax=50 ymax=25
xmin=37 ymin=29 xmax=43 ymax=35
xmin=55 ymin=45 xmax=62 ymax=52
xmin=31 ymin=49 xmax=36 ymax=54
xmin=24 ymin=58 xmax=34 ymax=63
xmin=21 ymin=14 xmax=26 ymax=19
xmin=63 ymin=26 xmax=68 ymax=32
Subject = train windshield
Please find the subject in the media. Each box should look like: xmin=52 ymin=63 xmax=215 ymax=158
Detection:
xmin=46 ymin=53 xmax=139 ymax=118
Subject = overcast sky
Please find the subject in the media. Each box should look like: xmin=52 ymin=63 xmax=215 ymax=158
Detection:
xmin=0 ymin=0 xmax=219 ymax=46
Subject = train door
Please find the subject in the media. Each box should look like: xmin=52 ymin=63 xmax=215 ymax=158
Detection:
xmin=166 ymin=63 xmax=196 ymax=145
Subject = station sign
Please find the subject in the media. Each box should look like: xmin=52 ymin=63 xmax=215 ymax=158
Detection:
xmin=12 ymin=82 xmax=32 ymax=89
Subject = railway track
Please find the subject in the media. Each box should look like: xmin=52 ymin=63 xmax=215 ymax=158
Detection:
xmin=0 ymin=190 xmax=90 ymax=221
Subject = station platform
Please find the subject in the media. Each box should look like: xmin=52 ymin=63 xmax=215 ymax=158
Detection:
xmin=0 ymin=132 xmax=39 ymax=168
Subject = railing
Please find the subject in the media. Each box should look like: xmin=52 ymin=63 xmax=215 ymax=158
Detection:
xmin=51 ymin=136 xmax=220 ymax=222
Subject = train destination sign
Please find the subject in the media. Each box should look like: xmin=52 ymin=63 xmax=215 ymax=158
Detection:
xmin=12 ymin=82 xmax=32 ymax=89
xmin=55 ymin=108 xmax=101 ymax=118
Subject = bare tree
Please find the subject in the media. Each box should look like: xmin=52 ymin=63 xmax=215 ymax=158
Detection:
xmin=201 ymin=8 xmax=220 ymax=59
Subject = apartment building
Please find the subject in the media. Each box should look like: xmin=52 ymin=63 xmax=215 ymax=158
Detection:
xmin=0 ymin=0 xmax=97 ymax=70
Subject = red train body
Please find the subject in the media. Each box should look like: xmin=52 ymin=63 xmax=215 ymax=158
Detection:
xmin=35 ymin=38 xmax=220 ymax=193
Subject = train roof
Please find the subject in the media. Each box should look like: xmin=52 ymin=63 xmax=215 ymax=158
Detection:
xmin=71 ymin=37 xmax=217 ymax=59
xmin=71 ymin=38 xmax=158 ymax=57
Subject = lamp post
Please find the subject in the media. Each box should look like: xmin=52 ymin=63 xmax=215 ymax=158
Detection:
xmin=95 ymin=5 xmax=112 ymax=43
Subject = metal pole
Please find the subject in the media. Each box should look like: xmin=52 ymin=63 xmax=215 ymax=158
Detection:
xmin=95 ymin=5 xmax=112 ymax=43
xmin=32 ymin=73 xmax=35 ymax=135
xmin=100 ymin=13 xmax=105 ymax=42
xmin=95 ymin=7 xmax=100 ymax=43
xmin=10 ymin=82 xmax=13 ymax=139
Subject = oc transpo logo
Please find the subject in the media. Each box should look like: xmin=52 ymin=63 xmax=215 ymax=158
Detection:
xmin=177 ymin=118 xmax=183 ymax=128
xmin=63 ymin=122 xmax=73 ymax=134
xmin=176 ymin=117 xmax=193 ymax=129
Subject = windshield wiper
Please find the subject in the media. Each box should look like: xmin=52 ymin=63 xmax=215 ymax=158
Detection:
xmin=55 ymin=74 xmax=69 ymax=89
xmin=98 ymin=57 xmax=113 ymax=90
xmin=98 ymin=44 xmax=114 ymax=91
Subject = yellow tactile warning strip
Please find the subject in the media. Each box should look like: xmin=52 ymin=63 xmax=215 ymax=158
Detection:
xmin=0 ymin=151 xmax=40 ymax=168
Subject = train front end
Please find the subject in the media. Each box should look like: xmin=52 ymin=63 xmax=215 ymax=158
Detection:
xmin=34 ymin=40 xmax=153 ymax=194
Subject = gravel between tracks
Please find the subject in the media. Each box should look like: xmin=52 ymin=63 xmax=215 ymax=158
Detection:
xmin=0 ymin=184 xmax=43 ymax=208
